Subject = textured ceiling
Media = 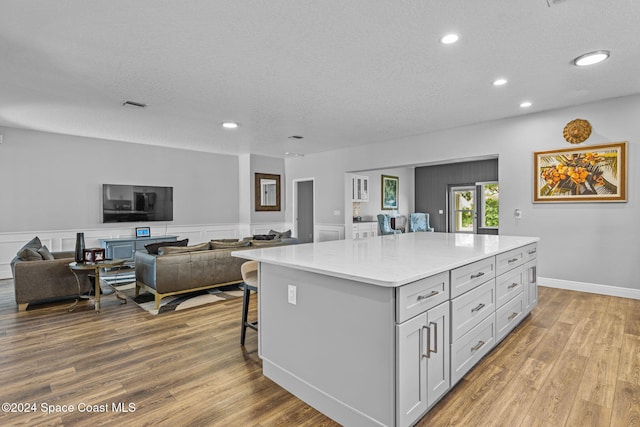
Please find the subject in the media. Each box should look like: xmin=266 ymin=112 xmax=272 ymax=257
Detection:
xmin=1 ymin=0 xmax=639 ymax=157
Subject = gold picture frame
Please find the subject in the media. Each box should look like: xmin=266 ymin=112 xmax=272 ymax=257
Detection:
xmin=534 ymin=142 xmax=627 ymax=203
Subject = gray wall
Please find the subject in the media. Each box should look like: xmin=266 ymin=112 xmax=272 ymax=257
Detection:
xmin=415 ymin=158 xmax=498 ymax=233
xmin=285 ymin=94 xmax=639 ymax=291
xmin=0 ymin=126 xmax=240 ymax=232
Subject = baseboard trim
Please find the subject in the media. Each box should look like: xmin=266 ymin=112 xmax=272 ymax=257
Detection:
xmin=539 ymin=277 xmax=640 ymax=300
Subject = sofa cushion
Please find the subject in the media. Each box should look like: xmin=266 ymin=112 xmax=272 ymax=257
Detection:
xmin=250 ymin=238 xmax=283 ymax=246
xmin=145 ymin=238 xmax=189 ymax=255
xmin=38 ymin=245 xmax=55 ymax=260
xmin=18 ymin=247 xmax=43 ymax=261
xmin=269 ymin=229 xmax=292 ymax=239
xmin=210 ymin=238 xmax=251 ymax=249
xmin=158 ymin=242 xmax=210 ymax=255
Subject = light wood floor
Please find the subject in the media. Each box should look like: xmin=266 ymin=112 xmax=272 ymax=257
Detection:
xmin=0 ymin=281 xmax=638 ymax=427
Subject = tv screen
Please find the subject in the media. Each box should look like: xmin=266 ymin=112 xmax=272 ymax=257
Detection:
xmin=103 ymin=184 xmax=173 ymax=223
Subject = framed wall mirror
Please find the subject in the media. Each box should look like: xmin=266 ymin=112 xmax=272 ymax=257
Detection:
xmin=255 ymin=173 xmax=281 ymax=211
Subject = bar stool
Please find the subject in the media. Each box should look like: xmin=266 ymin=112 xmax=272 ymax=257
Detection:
xmin=240 ymin=260 xmax=259 ymax=345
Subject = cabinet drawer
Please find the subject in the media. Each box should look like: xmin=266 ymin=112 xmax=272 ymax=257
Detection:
xmin=396 ymin=272 xmax=449 ymax=323
xmin=496 ymin=265 xmax=524 ymax=308
xmin=451 ymin=280 xmax=495 ymax=342
xmin=451 ymin=314 xmax=496 ymax=385
xmin=450 ymin=257 xmax=495 ymax=298
xmin=523 ymin=243 xmax=538 ymax=263
xmin=496 ymin=247 xmax=526 ymax=276
xmin=496 ymin=293 xmax=524 ymax=342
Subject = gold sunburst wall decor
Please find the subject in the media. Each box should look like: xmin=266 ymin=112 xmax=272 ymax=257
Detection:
xmin=563 ymin=118 xmax=592 ymax=144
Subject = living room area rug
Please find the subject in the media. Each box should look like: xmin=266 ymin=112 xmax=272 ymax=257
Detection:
xmin=116 ymin=282 xmax=243 ymax=315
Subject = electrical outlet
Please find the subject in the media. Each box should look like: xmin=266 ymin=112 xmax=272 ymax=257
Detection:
xmin=438 ymin=210 xmax=444 ymax=214
xmin=288 ymin=284 xmax=297 ymax=305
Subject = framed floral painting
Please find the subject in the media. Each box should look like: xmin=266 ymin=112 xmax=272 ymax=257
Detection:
xmin=381 ymin=175 xmax=399 ymax=210
xmin=534 ymin=142 xmax=627 ymax=203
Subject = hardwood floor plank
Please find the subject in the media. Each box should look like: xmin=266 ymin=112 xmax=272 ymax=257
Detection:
xmin=617 ymin=334 xmax=640 ymax=386
xmin=1 ymin=279 xmax=639 ymax=427
xmin=575 ymin=344 xmax=620 ymax=408
xmin=527 ymin=350 xmax=588 ymax=425
xmin=610 ymin=380 xmax=640 ymax=427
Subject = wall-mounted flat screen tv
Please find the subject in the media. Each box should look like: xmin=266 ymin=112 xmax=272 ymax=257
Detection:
xmin=102 ymin=184 xmax=173 ymax=223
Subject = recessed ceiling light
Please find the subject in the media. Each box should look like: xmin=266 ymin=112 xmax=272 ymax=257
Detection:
xmin=440 ymin=34 xmax=459 ymax=44
xmin=572 ymin=50 xmax=610 ymax=67
xmin=222 ymin=121 xmax=238 ymax=129
xmin=493 ymin=78 xmax=508 ymax=86
xmin=520 ymin=101 xmax=532 ymax=108
xmin=285 ymin=152 xmax=304 ymax=157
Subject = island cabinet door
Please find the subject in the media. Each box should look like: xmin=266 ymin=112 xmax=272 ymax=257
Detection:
xmin=523 ymin=259 xmax=538 ymax=314
xmin=396 ymin=301 xmax=450 ymax=427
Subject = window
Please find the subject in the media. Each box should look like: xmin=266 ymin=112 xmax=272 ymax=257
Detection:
xmin=480 ymin=182 xmax=499 ymax=228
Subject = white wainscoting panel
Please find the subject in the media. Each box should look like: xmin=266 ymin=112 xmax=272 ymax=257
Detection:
xmin=315 ymin=224 xmax=345 ymax=242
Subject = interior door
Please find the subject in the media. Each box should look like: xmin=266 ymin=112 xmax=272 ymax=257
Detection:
xmin=449 ymin=186 xmax=476 ymax=233
xmin=296 ymin=180 xmax=314 ymax=243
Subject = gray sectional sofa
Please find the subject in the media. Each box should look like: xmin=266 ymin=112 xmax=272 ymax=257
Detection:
xmin=134 ymin=237 xmax=295 ymax=309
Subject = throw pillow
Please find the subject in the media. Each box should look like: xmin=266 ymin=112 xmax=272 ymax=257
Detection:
xmin=38 ymin=245 xmax=55 ymax=260
xmin=252 ymin=234 xmax=275 ymax=240
xmin=16 ymin=236 xmax=42 ymax=258
xmin=269 ymin=229 xmax=292 ymax=239
xmin=210 ymin=238 xmax=251 ymax=249
xmin=18 ymin=247 xmax=43 ymax=261
xmin=145 ymin=238 xmax=189 ymax=255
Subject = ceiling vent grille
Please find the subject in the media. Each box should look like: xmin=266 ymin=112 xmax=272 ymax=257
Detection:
xmin=122 ymin=100 xmax=147 ymax=108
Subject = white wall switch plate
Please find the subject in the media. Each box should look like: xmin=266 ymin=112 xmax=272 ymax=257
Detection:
xmin=288 ymin=284 xmax=297 ymax=305
xmin=439 ymin=209 xmax=444 ymax=214
xmin=333 ymin=210 xmax=341 ymax=216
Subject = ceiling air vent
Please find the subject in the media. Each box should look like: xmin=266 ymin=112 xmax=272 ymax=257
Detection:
xmin=122 ymin=100 xmax=147 ymax=108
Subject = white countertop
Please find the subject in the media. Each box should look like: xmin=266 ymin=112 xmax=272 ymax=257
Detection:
xmin=232 ymin=232 xmax=539 ymax=287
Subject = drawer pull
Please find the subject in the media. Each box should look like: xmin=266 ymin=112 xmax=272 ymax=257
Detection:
xmin=507 ymin=258 xmax=519 ymax=263
xmin=429 ymin=321 xmax=438 ymax=354
xmin=471 ymin=303 xmax=485 ymax=313
xmin=422 ymin=325 xmax=431 ymax=359
xmin=470 ymin=272 xmax=485 ymax=279
xmin=507 ymin=282 xmax=519 ymax=290
xmin=527 ymin=249 xmax=536 ymax=255
xmin=417 ymin=290 xmax=439 ymax=301
xmin=471 ymin=340 xmax=485 ymax=352
xmin=508 ymin=312 xmax=518 ymax=321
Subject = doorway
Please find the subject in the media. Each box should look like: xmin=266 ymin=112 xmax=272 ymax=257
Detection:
xmin=294 ymin=179 xmax=314 ymax=243
xmin=449 ymin=186 xmax=476 ymax=234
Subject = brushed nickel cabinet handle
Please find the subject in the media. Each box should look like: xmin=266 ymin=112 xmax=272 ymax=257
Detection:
xmin=429 ymin=321 xmax=438 ymax=354
xmin=470 ymin=272 xmax=485 ymax=279
xmin=471 ymin=340 xmax=485 ymax=352
xmin=417 ymin=290 xmax=439 ymax=301
xmin=471 ymin=303 xmax=485 ymax=313
xmin=528 ymin=249 xmax=536 ymax=255
xmin=508 ymin=258 xmax=519 ymax=263
xmin=507 ymin=282 xmax=519 ymax=289
xmin=422 ymin=325 xmax=431 ymax=359
xmin=508 ymin=312 xmax=518 ymax=321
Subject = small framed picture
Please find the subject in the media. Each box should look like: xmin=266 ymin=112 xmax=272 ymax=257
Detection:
xmin=136 ymin=227 xmax=151 ymax=238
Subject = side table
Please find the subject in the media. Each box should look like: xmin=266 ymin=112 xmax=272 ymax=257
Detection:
xmin=68 ymin=258 xmax=127 ymax=312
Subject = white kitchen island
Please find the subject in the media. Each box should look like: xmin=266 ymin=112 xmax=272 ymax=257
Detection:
xmin=233 ymin=232 xmax=539 ymax=427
